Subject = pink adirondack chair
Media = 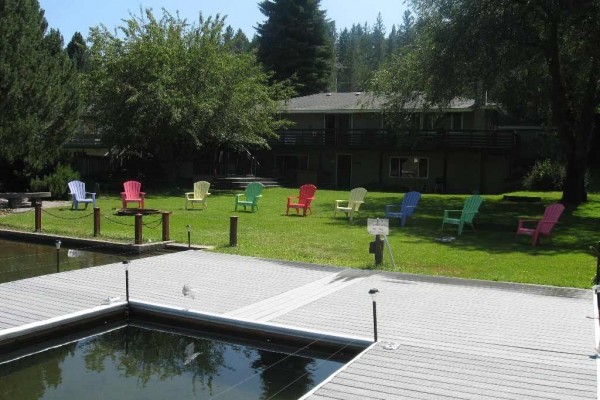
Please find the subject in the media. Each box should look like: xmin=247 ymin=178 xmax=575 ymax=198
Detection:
xmin=515 ymin=203 xmax=565 ymax=246
xmin=121 ymin=180 xmax=145 ymax=209
xmin=286 ymin=184 xmax=317 ymax=216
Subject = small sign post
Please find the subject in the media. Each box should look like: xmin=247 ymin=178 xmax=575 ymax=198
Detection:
xmin=368 ymin=219 xmax=389 ymax=266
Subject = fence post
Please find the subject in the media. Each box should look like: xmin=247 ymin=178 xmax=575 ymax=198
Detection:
xmin=34 ymin=203 xmax=42 ymax=232
xmin=230 ymin=216 xmax=238 ymax=247
xmin=134 ymin=213 xmax=143 ymax=245
xmin=161 ymin=212 xmax=171 ymax=241
xmin=93 ymin=207 xmax=101 ymax=237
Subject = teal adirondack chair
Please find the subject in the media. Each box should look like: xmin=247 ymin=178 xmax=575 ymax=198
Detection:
xmin=441 ymin=195 xmax=483 ymax=235
xmin=234 ymin=182 xmax=264 ymax=212
xmin=385 ymin=191 xmax=421 ymax=227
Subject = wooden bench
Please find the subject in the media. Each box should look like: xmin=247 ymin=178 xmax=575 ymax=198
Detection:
xmin=0 ymin=192 xmax=52 ymax=208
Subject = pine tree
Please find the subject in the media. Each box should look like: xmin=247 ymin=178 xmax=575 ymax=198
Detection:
xmin=0 ymin=0 xmax=81 ymax=189
xmin=256 ymin=0 xmax=334 ymax=96
xmin=66 ymin=31 xmax=88 ymax=70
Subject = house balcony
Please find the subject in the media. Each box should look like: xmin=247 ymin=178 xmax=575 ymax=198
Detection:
xmin=269 ymin=129 xmax=517 ymax=152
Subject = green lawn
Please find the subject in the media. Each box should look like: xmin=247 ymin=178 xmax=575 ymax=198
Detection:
xmin=1 ymin=188 xmax=598 ymax=288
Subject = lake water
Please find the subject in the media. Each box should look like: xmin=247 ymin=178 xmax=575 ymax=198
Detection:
xmin=0 ymin=238 xmax=158 ymax=284
xmin=0 ymin=325 xmax=349 ymax=400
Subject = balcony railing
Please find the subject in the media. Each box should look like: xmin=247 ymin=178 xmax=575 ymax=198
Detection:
xmin=270 ymin=129 xmax=516 ymax=151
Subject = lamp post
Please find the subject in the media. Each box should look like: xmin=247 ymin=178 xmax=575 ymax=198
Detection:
xmin=55 ymin=240 xmax=61 ymax=273
xmin=369 ymin=288 xmax=379 ymax=342
xmin=187 ymin=225 xmax=191 ymax=248
xmin=123 ymin=260 xmax=130 ymax=303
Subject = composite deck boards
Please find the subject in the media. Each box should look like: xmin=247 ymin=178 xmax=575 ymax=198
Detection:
xmin=0 ymin=250 xmax=595 ymax=399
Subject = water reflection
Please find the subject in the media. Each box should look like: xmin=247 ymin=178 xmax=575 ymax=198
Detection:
xmin=0 ymin=326 xmax=345 ymax=400
xmin=0 ymin=238 xmax=157 ymax=284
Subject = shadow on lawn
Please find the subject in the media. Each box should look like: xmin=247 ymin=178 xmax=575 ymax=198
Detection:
xmin=323 ymin=194 xmax=600 ymax=257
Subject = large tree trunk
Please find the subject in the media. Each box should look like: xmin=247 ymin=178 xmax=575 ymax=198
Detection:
xmin=561 ymin=123 xmax=592 ymax=205
xmin=562 ymin=152 xmax=587 ymax=204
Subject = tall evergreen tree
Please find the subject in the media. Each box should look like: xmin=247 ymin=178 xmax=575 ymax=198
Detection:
xmin=256 ymin=0 xmax=333 ymax=96
xmin=0 ymin=0 xmax=81 ymax=189
xmin=66 ymin=31 xmax=88 ymax=70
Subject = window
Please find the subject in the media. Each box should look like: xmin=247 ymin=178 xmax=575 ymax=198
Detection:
xmin=275 ymin=155 xmax=309 ymax=172
xmin=450 ymin=113 xmax=463 ymax=130
xmin=389 ymin=156 xmax=429 ymax=178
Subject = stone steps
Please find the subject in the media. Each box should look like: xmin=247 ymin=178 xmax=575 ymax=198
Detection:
xmin=211 ymin=175 xmax=282 ymax=190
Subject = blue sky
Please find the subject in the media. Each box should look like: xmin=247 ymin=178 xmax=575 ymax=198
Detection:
xmin=38 ymin=0 xmax=409 ymax=42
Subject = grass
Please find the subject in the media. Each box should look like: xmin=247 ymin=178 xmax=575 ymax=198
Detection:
xmin=0 ymin=188 xmax=598 ymax=288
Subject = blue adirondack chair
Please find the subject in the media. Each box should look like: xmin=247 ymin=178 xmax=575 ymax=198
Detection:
xmin=68 ymin=180 xmax=96 ymax=210
xmin=234 ymin=182 xmax=264 ymax=212
xmin=385 ymin=191 xmax=421 ymax=226
xmin=441 ymin=194 xmax=484 ymax=235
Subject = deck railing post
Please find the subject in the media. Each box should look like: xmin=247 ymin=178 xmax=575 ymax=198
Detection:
xmin=135 ymin=213 xmax=143 ymax=245
xmin=230 ymin=216 xmax=238 ymax=247
xmin=93 ymin=207 xmax=101 ymax=237
xmin=34 ymin=202 xmax=42 ymax=232
xmin=161 ymin=212 xmax=171 ymax=241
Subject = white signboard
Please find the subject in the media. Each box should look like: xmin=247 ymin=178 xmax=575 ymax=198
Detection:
xmin=367 ymin=218 xmax=389 ymax=235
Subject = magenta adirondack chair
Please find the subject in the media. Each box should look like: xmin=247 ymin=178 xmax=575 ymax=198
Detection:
xmin=121 ymin=180 xmax=145 ymax=209
xmin=515 ymin=203 xmax=565 ymax=246
xmin=287 ymin=184 xmax=317 ymax=216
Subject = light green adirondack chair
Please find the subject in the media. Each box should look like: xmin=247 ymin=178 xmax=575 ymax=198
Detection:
xmin=441 ymin=195 xmax=483 ymax=235
xmin=185 ymin=181 xmax=211 ymax=209
xmin=334 ymin=187 xmax=367 ymax=221
xmin=234 ymin=182 xmax=264 ymax=212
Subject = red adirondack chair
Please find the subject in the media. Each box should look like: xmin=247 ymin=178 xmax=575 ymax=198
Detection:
xmin=286 ymin=184 xmax=317 ymax=216
xmin=515 ymin=203 xmax=565 ymax=246
xmin=121 ymin=180 xmax=145 ymax=209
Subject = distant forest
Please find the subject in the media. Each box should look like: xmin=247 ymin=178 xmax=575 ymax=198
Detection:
xmin=221 ymin=11 xmax=416 ymax=94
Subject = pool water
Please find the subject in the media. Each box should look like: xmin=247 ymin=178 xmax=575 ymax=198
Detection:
xmin=0 ymin=238 xmax=158 ymax=284
xmin=0 ymin=325 xmax=348 ymax=400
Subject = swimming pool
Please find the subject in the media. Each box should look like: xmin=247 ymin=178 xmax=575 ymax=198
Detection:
xmin=0 ymin=322 xmax=356 ymax=400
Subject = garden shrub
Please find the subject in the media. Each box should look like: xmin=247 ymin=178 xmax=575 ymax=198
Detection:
xmin=30 ymin=164 xmax=80 ymax=199
xmin=522 ymin=159 xmax=565 ymax=190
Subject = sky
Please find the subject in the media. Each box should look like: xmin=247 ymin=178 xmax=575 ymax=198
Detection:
xmin=38 ymin=0 xmax=409 ymax=42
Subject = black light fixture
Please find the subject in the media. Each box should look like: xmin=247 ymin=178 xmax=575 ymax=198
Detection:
xmin=123 ymin=260 xmax=130 ymax=303
xmin=55 ymin=240 xmax=61 ymax=273
xmin=187 ymin=224 xmax=191 ymax=248
xmin=369 ymin=288 xmax=379 ymax=342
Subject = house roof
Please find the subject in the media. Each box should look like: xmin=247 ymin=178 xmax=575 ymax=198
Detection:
xmin=280 ymin=92 xmax=477 ymax=113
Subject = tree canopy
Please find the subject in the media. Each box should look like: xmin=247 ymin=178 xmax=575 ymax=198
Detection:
xmin=0 ymin=0 xmax=81 ymax=190
xmin=371 ymin=0 xmax=600 ymax=204
xmin=84 ymin=9 xmax=290 ymax=161
xmin=256 ymin=0 xmax=334 ymax=96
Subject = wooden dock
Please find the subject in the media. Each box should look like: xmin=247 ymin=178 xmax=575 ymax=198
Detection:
xmin=0 ymin=251 xmax=595 ymax=399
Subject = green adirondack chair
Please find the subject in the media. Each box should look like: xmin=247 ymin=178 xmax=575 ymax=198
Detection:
xmin=441 ymin=194 xmax=483 ymax=235
xmin=234 ymin=182 xmax=264 ymax=212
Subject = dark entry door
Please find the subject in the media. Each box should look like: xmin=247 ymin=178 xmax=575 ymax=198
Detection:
xmin=336 ymin=154 xmax=352 ymax=189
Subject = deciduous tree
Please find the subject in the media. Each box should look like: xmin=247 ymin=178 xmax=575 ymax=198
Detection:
xmin=84 ymin=9 xmax=290 ymax=163
xmin=372 ymin=0 xmax=600 ymax=205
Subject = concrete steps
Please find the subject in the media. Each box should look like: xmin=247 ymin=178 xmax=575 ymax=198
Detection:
xmin=211 ymin=175 xmax=282 ymax=190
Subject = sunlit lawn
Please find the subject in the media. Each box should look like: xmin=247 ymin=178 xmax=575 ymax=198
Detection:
xmin=0 ymin=188 xmax=598 ymax=288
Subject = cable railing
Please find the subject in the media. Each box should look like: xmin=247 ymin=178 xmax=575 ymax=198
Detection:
xmin=24 ymin=204 xmax=172 ymax=244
